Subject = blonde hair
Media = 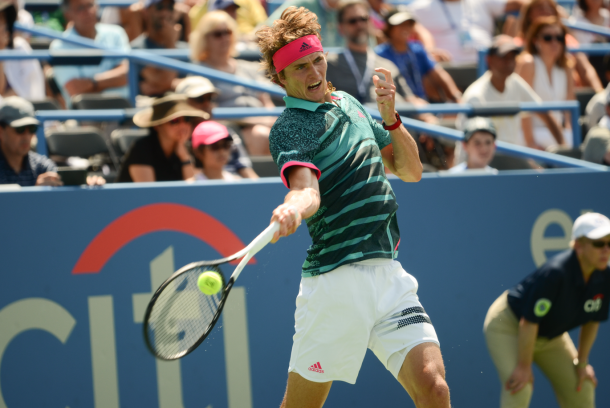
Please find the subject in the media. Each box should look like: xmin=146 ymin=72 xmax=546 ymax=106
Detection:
xmin=256 ymin=6 xmax=322 ymax=85
xmin=189 ymin=10 xmax=238 ymax=62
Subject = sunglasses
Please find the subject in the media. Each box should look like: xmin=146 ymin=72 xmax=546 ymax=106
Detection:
xmin=591 ymin=240 xmax=610 ymax=249
xmin=345 ymin=16 xmax=369 ymax=25
xmin=168 ymin=117 xmax=192 ymax=125
xmin=540 ymin=34 xmax=565 ymax=43
xmin=13 ymin=125 xmax=38 ymax=134
xmin=208 ymin=29 xmax=232 ymax=39
xmin=154 ymin=3 xmax=173 ymax=11
xmin=190 ymin=94 xmax=216 ymax=104
xmin=208 ymin=139 xmax=232 ymax=151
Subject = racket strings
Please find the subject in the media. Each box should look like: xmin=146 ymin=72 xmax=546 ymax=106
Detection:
xmin=145 ymin=265 xmax=225 ymax=360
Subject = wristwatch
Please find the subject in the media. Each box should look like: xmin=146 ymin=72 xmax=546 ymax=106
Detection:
xmin=382 ymin=112 xmax=402 ymax=131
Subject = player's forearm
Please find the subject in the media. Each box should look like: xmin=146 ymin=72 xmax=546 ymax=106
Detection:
xmin=517 ymin=318 xmax=538 ymax=367
xmin=388 ymin=125 xmax=422 ymax=182
xmin=284 ymin=187 xmax=320 ymax=220
xmin=577 ymin=322 xmax=599 ymax=365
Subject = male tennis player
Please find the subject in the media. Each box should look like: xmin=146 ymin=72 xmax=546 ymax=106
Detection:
xmin=257 ymin=7 xmax=450 ymax=408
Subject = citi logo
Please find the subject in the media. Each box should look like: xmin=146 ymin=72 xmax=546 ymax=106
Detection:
xmin=300 ymin=42 xmax=312 ymax=52
xmin=308 ymin=362 xmax=324 ymax=373
xmin=584 ymin=294 xmax=603 ymax=313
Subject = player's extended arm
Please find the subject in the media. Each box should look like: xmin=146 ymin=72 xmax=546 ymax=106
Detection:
xmin=270 ymin=166 xmax=321 ymax=243
xmin=576 ymin=321 xmax=599 ymax=391
xmin=373 ymin=68 xmax=423 ymax=182
xmin=506 ymin=317 xmax=538 ymax=395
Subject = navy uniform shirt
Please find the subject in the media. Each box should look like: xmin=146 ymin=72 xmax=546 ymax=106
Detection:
xmin=507 ymin=250 xmax=610 ymax=339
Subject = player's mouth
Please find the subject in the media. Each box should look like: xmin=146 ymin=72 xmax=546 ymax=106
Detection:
xmin=307 ymin=81 xmax=322 ymax=91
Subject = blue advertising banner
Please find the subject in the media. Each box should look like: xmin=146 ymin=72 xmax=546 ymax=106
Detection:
xmin=0 ymin=169 xmax=609 ymax=408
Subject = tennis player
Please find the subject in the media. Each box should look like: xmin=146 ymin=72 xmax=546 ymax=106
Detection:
xmin=484 ymin=212 xmax=610 ymax=408
xmin=257 ymin=7 xmax=450 ymax=408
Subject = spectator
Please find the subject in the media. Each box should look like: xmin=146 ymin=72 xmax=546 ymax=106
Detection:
xmin=189 ymin=0 xmax=267 ymax=37
xmin=375 ymin=9 xmax=462 ymax=102
xmin=447 ymin=117 xmax=498 ymax=174
xmin=516 ymin=0 xmax=603 ymax=92
xmin=515 ymin=17 xmax=575 ymax=149
xmin=264 ymin=0 xmax=345 ymax=47
xmin=458 ymin=35 xmax=563 ymax=154
xmin=0 ymin=96 xmax=62 ymax=186
xmin=9 ymin=0 xmax=34 ymax=39
xmin=190 ymin=121 xmax=241 ymax=180
xmin=407 ymin=0 xmax=523 ymax=64
xmin=582 ymin=91 xmax=610 ymax=166
xmin=570 ymin=0 xmax=609 ymax=45
xmin=176 ymin=76 xmax=259 ymax=178
xmin=190 ymin=11 xmax=275 ymax=155
xmin=117 ymin=94 xmax=209 ymax=182
xmin=130 ymin=0 xmax=188 ymax=97
xmin=0 ymin=1 xmax=45 ymax=100
xmin=50 ymin=0 xmax=131 ymax=106
xmin=586 ymin=61 xmax=610 ymax=130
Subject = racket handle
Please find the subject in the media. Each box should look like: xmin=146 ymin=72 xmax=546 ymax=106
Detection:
xmin=231 ymin=222 xmax=279 ymax=281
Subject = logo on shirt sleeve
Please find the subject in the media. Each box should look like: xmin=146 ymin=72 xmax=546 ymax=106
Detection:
xmin=584 ymin=294 xmax=603 ymax=313
xmin=534 ymin=298 xmax=552 ymax=317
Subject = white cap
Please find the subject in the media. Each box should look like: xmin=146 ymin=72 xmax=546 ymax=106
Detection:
xmin=572 ymin=213 xmax=610 ymax=240
xmin=175 ymin=76 xmax=219 ymax=99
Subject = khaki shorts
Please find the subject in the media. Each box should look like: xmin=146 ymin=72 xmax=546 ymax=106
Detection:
xmin=483 ymin=291 xmax=595 ymax=408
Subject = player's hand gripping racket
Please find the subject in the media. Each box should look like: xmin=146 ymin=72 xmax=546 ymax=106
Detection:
xmin=143 ymin=222 xmax=280 ymax=360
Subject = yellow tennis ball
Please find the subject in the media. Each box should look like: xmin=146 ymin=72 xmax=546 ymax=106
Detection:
xmin=197 ymin=271 xmax=223 ymax=295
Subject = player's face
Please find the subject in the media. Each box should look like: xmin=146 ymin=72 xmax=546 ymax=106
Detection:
xmin=577 ymin=235 xmax=610 ymax=271
xmin=463 ymin=131 xmax=495 ymax=168
xmin=279 ymin=52 xmax=329 ymax=103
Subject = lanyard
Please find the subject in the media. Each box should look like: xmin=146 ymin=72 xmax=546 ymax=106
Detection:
xmin=343 ymin=48 xmax=375 ymax=102
xmin=439 ymin=0 xmax=458 ymax=31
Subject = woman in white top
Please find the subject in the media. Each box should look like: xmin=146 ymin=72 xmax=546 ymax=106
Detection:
xmin=516 ymin=16 xmax=574 ymax=149
xmin=190 ymin=121 xmax=241 ymax=182
xmin=570 ymin=0 xmax=610 ymax=44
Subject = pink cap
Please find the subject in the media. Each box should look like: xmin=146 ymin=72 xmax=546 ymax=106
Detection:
xmin=192 ymin=121 xmax=230 ymax=148
xmin=272 ymin=35 xmax=324 ymax=73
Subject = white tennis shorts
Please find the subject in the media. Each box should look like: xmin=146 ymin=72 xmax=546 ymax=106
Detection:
xmin=288 ymin=259 xmax=439 ymax=384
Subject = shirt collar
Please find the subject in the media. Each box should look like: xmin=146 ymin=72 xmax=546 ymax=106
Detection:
xmin=283 ymin=93 xmax=342 ymax=111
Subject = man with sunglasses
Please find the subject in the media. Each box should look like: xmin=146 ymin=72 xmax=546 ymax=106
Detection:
xmin=484 ymin=212 xmax=610 ymax=408
xmin=131 ymin=0 xmax=188 ymax=97
xmin=0 ymin=97 xmax=62 ymax=187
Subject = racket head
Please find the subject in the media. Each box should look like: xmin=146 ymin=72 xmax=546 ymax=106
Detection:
xmin=143 ymin=262 xmax=234 ymax=360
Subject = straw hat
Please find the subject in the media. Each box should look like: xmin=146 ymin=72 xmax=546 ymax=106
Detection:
xmin=133 ymin=94 xmax=209 ymax=128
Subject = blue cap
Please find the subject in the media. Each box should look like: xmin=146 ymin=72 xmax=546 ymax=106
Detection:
xmin=208 ymin=0 xmax=239 ymax=11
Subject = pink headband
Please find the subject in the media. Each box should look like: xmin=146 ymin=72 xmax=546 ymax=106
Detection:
xmin=272 ymin=35 xmax=324 ymax=73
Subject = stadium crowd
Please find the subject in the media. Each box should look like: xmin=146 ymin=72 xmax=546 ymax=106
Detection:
xmin=0 ymin=0 xmax=610 ymax=186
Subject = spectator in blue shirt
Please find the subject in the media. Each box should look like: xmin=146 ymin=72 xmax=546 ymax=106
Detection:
xmin=0 ymin=97 xmax=62 ymax=186
xmin=50 ymin=0 xmax=131 ymax=105
xmin=375 ymin=9 xmax=462 ymax=102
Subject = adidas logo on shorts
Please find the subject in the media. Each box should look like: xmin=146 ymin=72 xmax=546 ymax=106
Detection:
xmin=300 ymin=42 xmax=312 ymax=52
xmin=308 ymin=362 xmax=324 ymax=373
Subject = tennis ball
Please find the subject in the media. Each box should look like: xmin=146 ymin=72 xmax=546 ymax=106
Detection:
xmin=197 ymin=271 xmax=223 ymax=295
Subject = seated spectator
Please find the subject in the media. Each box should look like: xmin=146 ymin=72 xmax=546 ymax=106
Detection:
xmin=448 ymin=117 xmax=498 ymax=174
xmin=130 ymin=0 xmax=188 ymax=97
xmin=457 ymin=35 xmax=563 ymax=160
xmin=0 ymin=1 xmax=45 ymax=100
xmin=375 ymin=10 xmax=462 ymax=103
xmin=189 ymin=0 xmax=267 ymax=37
xmin=586 ymin=60 xmax=610 ymax=129
xmin=570 ymin=0 xmax=609 ymax=45
xmin=264 ymin=0 xmax=345 ymax=47
xmin=515 ymin=17 xmax=575 ymax=148
xmin=117 ymin=94 xmax=208 ymax=182
xmin=50 ymin=0 xmax=130 ymax=105
xmin=176 ymin=76 xmax=259 ymax=178
xmin=582 ymin=91 xmax=610 ymax=166
xmin=190 ymin=121 xmax=241 ymax=181
xmin=0 ymin=97 xmax=62 ymax=186
xmin=407 ymin=0 xmax=524 ymax=64
xmin=190 ymin=11 xmax=275 ymax=155
xmin=516 ymin=0 xmax=603 ymax=92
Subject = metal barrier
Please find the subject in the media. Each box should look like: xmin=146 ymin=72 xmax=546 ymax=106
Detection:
xmin=33 ymin=107 xmax=607 ymax=172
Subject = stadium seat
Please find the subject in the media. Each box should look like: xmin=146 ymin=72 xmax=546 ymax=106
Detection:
xmin=489 ymin=153 xmax=535 ymax=170
xmin=30 ymin=98 xmax=62 ymax=111
xmin=546 ymin=145 xmax=583 ymax=160
xmin=575 ymin=88 xmax=596 ymax=116
xmin=111 ymin=128 xmax=149 ymax=155
xmin=440 ymin=64 xmax=478 ymax=92
xmin=250 ymin=156 xmax=279 ymax=177
xmin=46 ymin=127 xmax=109 ymax=158
xmin=71 ymin=94 xmax=133 ymax=110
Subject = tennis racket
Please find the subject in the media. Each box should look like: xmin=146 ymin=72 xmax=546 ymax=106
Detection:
xmin=143 ymin=221 xmax=280 ymax=360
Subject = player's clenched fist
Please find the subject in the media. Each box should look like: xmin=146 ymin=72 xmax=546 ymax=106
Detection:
xmin=372 ymin=67 xmax=397 ymax=126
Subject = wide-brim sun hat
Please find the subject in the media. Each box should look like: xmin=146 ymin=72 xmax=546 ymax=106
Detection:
xmin=133 ymin=94 xmax=209 ymax=128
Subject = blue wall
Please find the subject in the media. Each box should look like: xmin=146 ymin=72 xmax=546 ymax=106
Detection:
xmin=0 ymin=169 xmax=609 ymax=408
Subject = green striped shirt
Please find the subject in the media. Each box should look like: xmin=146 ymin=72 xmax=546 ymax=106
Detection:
xmin=270 ymin=91 xmax=400 ymax=277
